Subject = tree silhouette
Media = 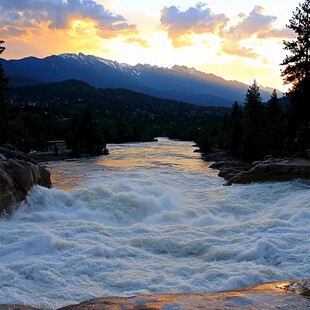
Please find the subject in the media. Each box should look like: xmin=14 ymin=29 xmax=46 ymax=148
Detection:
xmin=281 ymin=0 xmax=310 ymax=152
xmin=0 ymin=40 xmax=9 ymax=145
xmin=281 ymin=0 xmax=310 ymax=90
xmin=241 ymin=80 xmax=265 ymax=161
xmin=196 ymin=124 xmax=210 ymax=152
xmin=228 ymin=101 xmax=243 ymax=158
xmin=66 ymin=109 xmax=105 ymax=156
xmin=265 ymin=90 xmax=284 ymax=155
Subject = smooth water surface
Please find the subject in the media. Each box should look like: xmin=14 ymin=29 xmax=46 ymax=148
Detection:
xmin=1 ymin=138 xmax=309 ymax=309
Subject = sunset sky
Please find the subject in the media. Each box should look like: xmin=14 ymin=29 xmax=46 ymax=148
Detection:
xmin=0 ymin=0 xmax=300 ymax=92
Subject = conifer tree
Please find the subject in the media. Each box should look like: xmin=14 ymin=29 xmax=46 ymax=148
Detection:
xmin=67 ymin=109 xmax=105 ymax=156
xmin=0 ymin=40 xmax=9 ymax=145
xmin=281 ymin=0 xmax=310 ymax=152
xmin=66 ymin=113 xmax=81 ymax=155
xmin=265 ymin=90 xmax=284 ymax=155
xmin=241 ymin=80 xmax=265 ymax=161
xmin=196 ymin=124 xmax=210 ymax=152
xmin=228 ymin=101 xmax=243 ymax=158
xmin=281 ymin=0 xmax=310 ymax=90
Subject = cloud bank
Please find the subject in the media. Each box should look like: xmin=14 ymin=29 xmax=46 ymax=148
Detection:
xmin=160 ymin=3 xmax=228 ymax=47
xmin=160 ymin=3 xmax=294 ymax=57
xmin=0 ymin=0 xmax=136 ymax=39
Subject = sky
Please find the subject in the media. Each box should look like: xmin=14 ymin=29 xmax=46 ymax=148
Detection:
xmin=0 ymin=0 xmax=301 ymax=92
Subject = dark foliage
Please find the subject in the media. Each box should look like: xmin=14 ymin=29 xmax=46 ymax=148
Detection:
xmin=66 ymin=110 xmax=105 ymax=156
xmin=241 ymin=81 xmax=265 ymax=161
xmin=281 ymin=0 xmax=310 ymax=153
xmin=3 ymin=79 xmax=227 ymax=153
xmin=0 ymin=41 xmax=9 ymax=145
xmin=281 ymin=0 xmax=310 ymax=90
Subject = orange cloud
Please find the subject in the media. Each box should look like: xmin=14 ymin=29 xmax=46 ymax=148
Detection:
xmin=159 ymin=3 xmax=295 ymax=58
xmin=0 ymin=0 xmax=137 ymax=40
xmin=123 ymin=36 xmax=150 ymax=48
xmin=221 ymin=41 xmax=257 ymax=59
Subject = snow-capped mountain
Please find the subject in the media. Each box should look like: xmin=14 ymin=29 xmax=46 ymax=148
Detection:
xmin=1 ymin=53 xmax=276 ymax=107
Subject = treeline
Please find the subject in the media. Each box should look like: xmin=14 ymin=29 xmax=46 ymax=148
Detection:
xmin=196 ymin=80 xmax=308 ymax=162
xmin=0 ymin=69 xmax=227 ymax=155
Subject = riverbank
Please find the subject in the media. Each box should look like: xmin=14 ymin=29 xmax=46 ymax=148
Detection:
xmin=203 ymin=149 xmax=310 ymax=185
xmin=28 ymin=149 xmax=109 ymax=163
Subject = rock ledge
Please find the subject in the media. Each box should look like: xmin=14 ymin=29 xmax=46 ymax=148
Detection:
xmin=204 ymin=150 xmax=310 ymax=185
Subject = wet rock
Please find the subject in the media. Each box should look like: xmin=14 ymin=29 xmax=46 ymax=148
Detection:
xmin=1 ymin=280 xmax=310 ymax=309
xmin=0 ymin=145 xmax=52 ymax=215
xmin=205 ymin=148 xmax=310 ymax=185
xmin=0 ymin=144 xmax=37 ymax=164
xmin=286 ymin=279 xmax=310 ymax=296
xmin=227 ymin=158 xmax=310 ymax=185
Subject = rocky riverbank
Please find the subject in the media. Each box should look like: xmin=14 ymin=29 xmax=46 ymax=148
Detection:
xmin=1 ymin=279 xmax=309 ymax=309
xmin=203 ymin=150 xmax=310 ymax=185
xmin=0 ymin=144 xmax=52 ymax=215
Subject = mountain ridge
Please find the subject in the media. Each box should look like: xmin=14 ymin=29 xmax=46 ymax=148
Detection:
xmin=1 ymin=53 xmax=278 ymax=107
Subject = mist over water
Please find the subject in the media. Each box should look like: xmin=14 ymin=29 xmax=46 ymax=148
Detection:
xmin=1 ymin=138 xmax=310 ymax=309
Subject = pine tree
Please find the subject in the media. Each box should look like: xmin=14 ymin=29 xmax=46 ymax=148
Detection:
xmin=196 ymin=124 xmax=210 ymax=152
xmin=265 ymin=90 xmax=284 ymax=155
xmin=281 ymin=0 xmax=310 ymax=153
xmin=281 ymin=0 xmax=310 ymax=90
xmin=228 ymin=101 xmax=243 ymax=158
xmin=68 ymin=109 xmax=105 ymax=156
xmin=241 ymin=80 xmax=265 ymax=161
xmin=0 ymin=40 xmax=9 ymax=145
xmin=66 ymin=113 xmax=81 ymax=155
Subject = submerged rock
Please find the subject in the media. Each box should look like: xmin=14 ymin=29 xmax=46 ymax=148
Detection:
xmin=0 ymin=144 xmax=52 ymax=215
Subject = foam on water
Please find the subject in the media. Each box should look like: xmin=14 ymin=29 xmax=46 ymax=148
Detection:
xmin=1 ymin=138 xmax=309 ymax=309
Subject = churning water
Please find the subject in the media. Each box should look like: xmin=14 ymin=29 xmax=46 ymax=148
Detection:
xmin=1 ymin=138 xmax=310 ymax=309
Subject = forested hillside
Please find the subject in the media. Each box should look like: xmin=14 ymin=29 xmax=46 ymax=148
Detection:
xmin=3 ymin=79 xmax=227 ymax=154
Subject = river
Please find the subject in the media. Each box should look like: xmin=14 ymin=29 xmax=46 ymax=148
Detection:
xmin=1 ymin=138 xmax=309 ymax=309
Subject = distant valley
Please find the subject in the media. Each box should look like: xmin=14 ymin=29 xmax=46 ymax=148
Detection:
xmin=1 ymin=53 xmax=279 ymax=107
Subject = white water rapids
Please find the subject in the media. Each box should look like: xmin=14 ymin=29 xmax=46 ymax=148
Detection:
xmin=1 ymin=138 xmax=309 ymax=309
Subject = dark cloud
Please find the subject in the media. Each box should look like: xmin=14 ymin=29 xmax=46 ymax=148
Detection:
xmin=0 ymin=0 xmax=136 ymax=39
xmin=160 ymin=3 xmax=228 ymax=47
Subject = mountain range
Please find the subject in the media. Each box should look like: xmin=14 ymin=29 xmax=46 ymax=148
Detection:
xmin=0 ymin=53 xmax=279 ymax=107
